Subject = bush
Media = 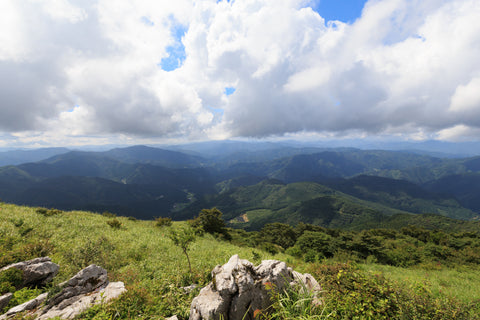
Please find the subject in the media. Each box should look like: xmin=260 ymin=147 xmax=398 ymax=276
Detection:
xmin=190 ymin=208 xmax=231 ymax=240
xmin=63 ymin=236 xmax=116 ymax=271
xmin=259 ymin=223 xmax=297 ymax=249
xmin=155 ymin=217 xmax=172 ymax=227
xmin=107 ymin=218 xmax=122 ymax=229
xmin=168 ymin=227 xmax=196 ymax=274
xmin=102 ymin=211 xmax=117 ymax=218
xmin=36 ymin=208 xmax=62 ymax=216
xmin=0 ymin=267 xmax=23 ymax=294
xmin=6 ymin=287 xmax=43 ymax=310
xmin=309 ymin=262 xmax=479 ymax=319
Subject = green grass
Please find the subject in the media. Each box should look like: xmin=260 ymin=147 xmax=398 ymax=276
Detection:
xmin=1 ymin=202 xmax=480 ymax=319
xmin=0 ymin=203 xmax=292 ymax=318
xmin=360 ymin=263 xmax=480 ymax=303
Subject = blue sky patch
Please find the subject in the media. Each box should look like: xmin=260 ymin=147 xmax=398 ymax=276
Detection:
xmin=311 ymin=0 xmax=367 ymax=23
xmin=208 ymin=106 xmax=224 ymax=124
xmin=68 ymin=104 xmax=80 ymax=113
xmin=224 ymin=87 xmax=236 ymax=96
xmin=159 ymin=22 xmax=188 ymax=71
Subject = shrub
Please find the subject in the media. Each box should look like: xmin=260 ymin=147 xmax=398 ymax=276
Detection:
xmin=63 ymin=236 xmax=116 ymax=271
xmin=102 ymin=211 xmax=117 ymax=218
xmin=107 ymin=218 xmax=122 ymax=229
xmin=296 ymin=231 xmax=334 ymax=258
xmin=103 ymin=285 xmax=153 ymax=319
xmin=168 ymin=227 xmax=196 ymax=274
xmin=155 ymin=217 xmax=172 ymax=227
xmin=6 ymin=287 xmax=43 ymax=310
xmin=259 ymin=223 xmax=297 ymax=249
xmin=309 ymin=262 xmax=479 ymax=319
xmin=36 ymin=208 xmax=62 ymax=216
xmin=260 ymin=281 xmax=327 ymax=320
xmin=0 ymin=267 xmax=23 ymax=294
xmin=190 ymin=208 xmax=231 ymax=240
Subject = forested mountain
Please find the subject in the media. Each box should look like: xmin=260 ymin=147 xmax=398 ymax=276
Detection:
xmin=0 ymin=143 xmax=480 ymax=228
xmin=0 ymin=147 xmax=70 ymax=166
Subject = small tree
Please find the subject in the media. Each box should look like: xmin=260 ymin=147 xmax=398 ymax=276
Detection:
xmin=168 ymin=226 xmax=196 ymax=274
xmin=191 ymin=207 xmax=230 ymax=239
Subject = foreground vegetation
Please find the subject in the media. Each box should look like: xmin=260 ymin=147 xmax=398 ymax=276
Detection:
xmin=1 ymin=203 xmax=480 ymax=319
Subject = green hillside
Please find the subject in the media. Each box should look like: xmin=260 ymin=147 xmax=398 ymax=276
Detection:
xmin=1 ymin=203 xmax=480 ymax=319
xmin=179 ymin=179 xmax=477 ymax=230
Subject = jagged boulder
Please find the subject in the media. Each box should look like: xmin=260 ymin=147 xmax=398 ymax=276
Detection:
xmin=35 ymin=281 xmax=126 ymax=320
xmin=0 ymin=257 xmax=59 ymax=288
xmin=1 ymin=293 xmax=48 ymax=318
xmin=189 ymin=255 xmax=321 ymax=320
xmin=46 ymin=264 xmax=108 ymax=308
xmin=1 ymin=264 xmax=126 ymax=320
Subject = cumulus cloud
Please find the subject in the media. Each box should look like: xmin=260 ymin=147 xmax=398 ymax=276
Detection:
xmin=0 ymin=0 xmax=479 ymax=146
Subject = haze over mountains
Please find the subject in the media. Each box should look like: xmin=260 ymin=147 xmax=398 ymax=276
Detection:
xmin=1 ymin=141 xmax=480 ymax=228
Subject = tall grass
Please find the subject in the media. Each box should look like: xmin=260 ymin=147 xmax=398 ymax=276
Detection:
xmin=360 ymin=263 xmax=480 ymax=303
xmin=2 ymin=202 xmax=480 ymax=319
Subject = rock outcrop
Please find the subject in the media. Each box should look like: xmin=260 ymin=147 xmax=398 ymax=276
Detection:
xmin=0 ymin=257 xmax=59 ymax=288
xmin=189 ymin=255 xmax=321 ymax=320
xmin=0 ymin=294 xmax=13 ymax=312
xmin=1 ymin=293 xmax=48 ymax=318
xmin=45 ymin=264 xmax=108 ymax=308
xmin=1 ymin=263 xmax=126 ymax=320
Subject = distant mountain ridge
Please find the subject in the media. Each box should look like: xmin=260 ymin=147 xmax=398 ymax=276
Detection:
xmin=0 ymin=147 xmax=70 ymax=166
xmin=1 ymin=143 xmax=480 ymax=227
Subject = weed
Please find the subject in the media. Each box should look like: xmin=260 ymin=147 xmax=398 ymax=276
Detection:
xmin=0 ymin=267 xmax=23 ymax=294
xmin=155 ymin=216 xmax=172 ymax=227
xmin=107 ymin=218 xmax=122 ymax=229
xmin=6 ymin=287 xmax=43 ymax=310
xmin=63 ymin=236 xmax=116 ymax=271
xmin=102 ymin=211 xmax=117 ymax=218
xmin=168 ymin=226 xmax=196 ymax=274
xmin=36 ymin=208 xmax=62 ymax=217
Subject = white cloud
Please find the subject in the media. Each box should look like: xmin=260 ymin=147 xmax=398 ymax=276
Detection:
xmin=0 ymin=0 xmax=480 ymax=147
xmin=436 ymin=124 xmax=480 ymax=142
xmin=34 ymin=0 xmax=87 ymax=23
xmin=449 ymin=77 xmax=480 ymax=113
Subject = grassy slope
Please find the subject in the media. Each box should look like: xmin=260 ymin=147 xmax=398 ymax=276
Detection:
xmin=1 ymin=203 xmax=480 ymax=319
xmin=361 ymin=264 xmax=480 ymax=303
xmin=0 ymin=203 xmax=293 ymax=318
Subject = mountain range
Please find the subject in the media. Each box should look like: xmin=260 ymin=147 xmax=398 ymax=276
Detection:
xmin=1 ymin=142 xmax=480 ymax=229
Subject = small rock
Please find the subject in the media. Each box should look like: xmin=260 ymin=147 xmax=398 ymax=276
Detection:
xmin=181 ymin=284 xmax=198 ymax=294
xmin=36 ymin=281 xmax=126 ymax=320
xmin=4 ymin=292 xmax=47 ymax=317
xmin=47 ymin=264 xmax=108 ymax=308
xmin=0 ymin=257 xmax=59 ymax=288
xmin=0 ymin=293 xmax=13 ymax=312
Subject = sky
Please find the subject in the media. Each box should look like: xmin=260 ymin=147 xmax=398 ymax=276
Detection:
xmin=0 ymin=0 xmax=480 ymax=148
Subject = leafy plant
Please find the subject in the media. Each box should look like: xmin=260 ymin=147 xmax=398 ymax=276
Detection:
xmin=107 ymin=218 xmax=122 ymax=229
xmin=190 ymin=207 xmax=231 ymax=239
xmin=102 ymin=211 xmax=117 ymax=218
xmin=168 ymin=226 xmax=196 ymax=274
xmin=260 ymin=281 xmax=328 ymax=320
xmin=155 ymin=216 xmax=172 ymax=227
xmin=0 ymin=267 xmax=23 ymax=294
xmin=36 ymin=208 xmax=62 ymax=217
xmin=6 ymin=287 xmax=43 ymax=310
